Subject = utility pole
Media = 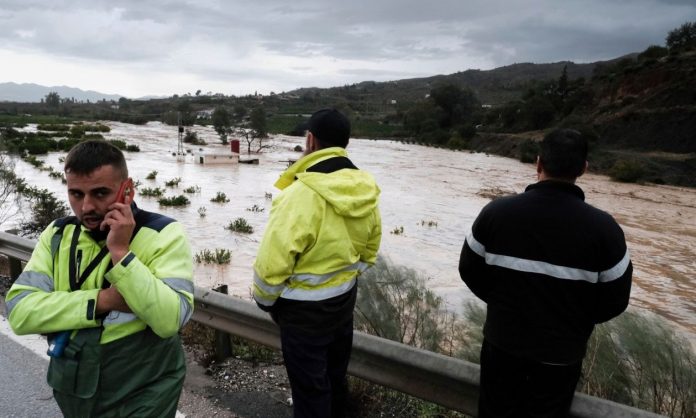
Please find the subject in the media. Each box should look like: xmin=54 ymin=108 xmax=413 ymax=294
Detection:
xmin=177 ymin=111 xmax=185 ymax=162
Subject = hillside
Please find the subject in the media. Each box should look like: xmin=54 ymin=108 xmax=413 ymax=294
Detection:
xmin=587 ymin=51 xmax=696 ymax=153
xmin=462 ymin=49 xmax=696 ymax=186
xmin=286 ymin=60 xmax=605 ymax=108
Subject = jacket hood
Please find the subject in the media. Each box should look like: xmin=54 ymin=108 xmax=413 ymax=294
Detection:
xmin=297 ymin=169 xmax=380 ymax=218
xmin=275 ymin=147 xmax=379 ymax=218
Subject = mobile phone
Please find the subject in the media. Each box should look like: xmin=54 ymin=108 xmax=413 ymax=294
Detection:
xmin=115 ymin=178 xmax=134 ymax=204
xmin=47 ymin=331 xmax=71 ymax=358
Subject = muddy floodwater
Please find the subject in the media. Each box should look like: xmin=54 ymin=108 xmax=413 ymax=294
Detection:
xmin=5 ymin=122 xmax=696 ymax=343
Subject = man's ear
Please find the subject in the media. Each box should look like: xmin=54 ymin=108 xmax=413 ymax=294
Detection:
xmin=579 ymin=161 xmax=588 ymax=177
xmin=304 ymin=132 xmax=317 ymax=155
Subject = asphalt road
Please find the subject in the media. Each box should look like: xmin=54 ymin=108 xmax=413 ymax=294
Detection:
xmin=0 ymin=331 xmax=61 ymax=417
xmin=0 ymin=318 xmax=286 ymax=418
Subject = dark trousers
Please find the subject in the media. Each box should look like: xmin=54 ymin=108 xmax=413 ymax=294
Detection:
xmin=478 ymin=339 xmax=583 ymax=418
xmin=280 ymin=320 xmax=353 ymax=418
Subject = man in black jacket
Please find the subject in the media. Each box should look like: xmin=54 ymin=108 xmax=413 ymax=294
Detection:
xmin=459 ymin=129 xmax=632 ymax=417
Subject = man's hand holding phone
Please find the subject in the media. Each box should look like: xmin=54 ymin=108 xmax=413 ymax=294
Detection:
xmin=102 ymin=178 xmax=135 ymax=265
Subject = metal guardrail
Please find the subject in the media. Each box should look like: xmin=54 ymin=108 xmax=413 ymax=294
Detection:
xmin=0 ymin=231 xmax=665 ymax=418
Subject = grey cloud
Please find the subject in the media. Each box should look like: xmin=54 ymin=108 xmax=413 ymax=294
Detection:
xmin=2 ymin=0 xmax=695 ymax=96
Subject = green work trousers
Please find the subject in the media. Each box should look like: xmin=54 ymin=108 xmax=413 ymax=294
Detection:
xmin=49 ymin=328 xmax=186 ymax=418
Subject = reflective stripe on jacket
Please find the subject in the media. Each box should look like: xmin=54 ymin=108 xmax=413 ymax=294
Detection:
xmin=253 ymin=147 xmax=381 ymax=307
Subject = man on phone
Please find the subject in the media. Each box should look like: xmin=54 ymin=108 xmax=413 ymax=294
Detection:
xmin=6 ymin=140 xmax=194 ymax=417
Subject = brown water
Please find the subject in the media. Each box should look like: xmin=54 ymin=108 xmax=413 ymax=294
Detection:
xmin=6 ymin=121 xmax=696 ymax=343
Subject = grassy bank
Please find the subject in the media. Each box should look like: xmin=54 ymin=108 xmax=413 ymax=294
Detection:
xmin=0 ymin=115 xmax=75 ymax=125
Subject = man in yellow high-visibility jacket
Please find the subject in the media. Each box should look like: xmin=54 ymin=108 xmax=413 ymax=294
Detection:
xmin=6 ymin=140 xmax=194 ymax=417
xmin=253 ymin=108 xmax=382 ymax=418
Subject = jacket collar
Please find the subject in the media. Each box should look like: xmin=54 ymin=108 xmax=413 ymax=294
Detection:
xmin=525 ymin=180 xmax=585 ymax=201
xmin=275 ymin=147 xmax=348 ymax=190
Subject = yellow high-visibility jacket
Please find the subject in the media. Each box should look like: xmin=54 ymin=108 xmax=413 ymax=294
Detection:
xmin=253 ymin=147 xmax=381 ymax=308
xmin=5 ymin=207 xmax=194 ymax=344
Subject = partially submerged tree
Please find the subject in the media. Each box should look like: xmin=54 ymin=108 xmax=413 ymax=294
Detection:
xmin=0 ymin=153 xmax=20 ymax=229
xmin=45 ymin=91 xmax=61 ymax=107
xmin=212 ymin=106 xmax=232 ymax=144
xmin=20 ymin=189 xmax=69 ymax=238
xmin=250 ymin=106 xmax=268 ymax=138
xmin=234 ymin=106 xmax=271 ymax=154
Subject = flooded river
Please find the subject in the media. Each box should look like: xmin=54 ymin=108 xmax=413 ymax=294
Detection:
xmin=4 ymin=121 xmax=696 ymax=343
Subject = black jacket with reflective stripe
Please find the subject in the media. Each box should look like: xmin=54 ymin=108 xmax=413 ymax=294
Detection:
xmin=459 ymin=180 xmax=632 ymax=363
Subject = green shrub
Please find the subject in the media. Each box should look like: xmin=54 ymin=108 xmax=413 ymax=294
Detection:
xmin=211 ymin=191 xmax=230 ymax=203
xmin=19 ymin=188 xmax=70 ymax=237
xmin=125 ymin=144 xmax=140 ymax=152
xmin=108 ymin=139 xmax=127 ymax=150
xmin=246 ymin=204 xmax=264 ymax=212
xmin=22 ymin=155 xmax=45 ymax=168
xmin=165 ymin=177 xmax=182 ymax=187
xmin=581 ymin=312 xmax=696 ymax=417
xmin=139 ymin=187 xmax=164 ymax=197
xmin=158 ymin=195 xmax=189 ymax=206
xmin=69 ymin=125 xmax=85 ymax=138
xmin=48 ymin=171 xmax=65 ymax=182
xmin=194 ymin=248 xmax=232 ymax=265
xmin=638 ymin=45 xmax=668 ymax=61
xmin=183 ymin=185 xmax=201 ymax=194
xmin=351 ymin=257 xmax=470 ymax=417
xmin=390 ymin=226 xmax=404 ymax=235
xmin=183 ymin=129 xmax=206 ymax=145
xmin=146 ymin=170 xmax=158 ymax=180
xmin=37 ymin=124 xmax=70 ymax=132
xmin=610 ymin=159 xmax=646 ymax=183
xmin=446 ymin=134 xmax=469 ymax=150
xmin=21 ymin=140 xmax=53 ymax=155
xmin=83 ymin=123 xmax=111 ymax=132
xmin=229 ymin=335 xmax=278 ymax=364
xmin=57 ymin=138 xmax=81 ymax=151
xmin=226 ymin=217 xmax=253 ymax=234
xmin=355 ymin=257 xmax=458 ymax=353
xmin=518 ymin=139 xmax=539 ymax=163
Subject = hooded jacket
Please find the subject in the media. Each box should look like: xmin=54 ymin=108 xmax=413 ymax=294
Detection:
xmin=253 ymin=147 xmax=381 ymax=333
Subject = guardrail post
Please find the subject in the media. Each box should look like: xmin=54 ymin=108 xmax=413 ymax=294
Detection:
xmin=213 ymin=284 xmax=233 ymax=361
xmin=8 ymin=256 xmax=23 ymax=281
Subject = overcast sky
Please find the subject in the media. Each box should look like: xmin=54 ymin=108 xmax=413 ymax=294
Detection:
xmin=1 ymin=0 xmax=695 ymax=98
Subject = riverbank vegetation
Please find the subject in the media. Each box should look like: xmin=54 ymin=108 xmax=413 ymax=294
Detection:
xmin=354 ymin=257 xmax=696 ymax=417
xmin=0 ymin=159 xmax=69 ymax=237
xmin=0 ymin=125 xmax=139 ymax=156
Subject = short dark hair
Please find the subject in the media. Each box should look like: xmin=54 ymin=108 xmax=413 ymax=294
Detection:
xmin=307 ymin=108 xmax=351 ymax=148
xmin=539 ymin=129 xmax=588 ymax=179
xmin=64 ymin=140 xmax=128 ymax=178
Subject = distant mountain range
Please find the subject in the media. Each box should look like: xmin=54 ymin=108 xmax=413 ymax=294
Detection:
xmin=0 ymin=82 xmax=123 ymax=103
